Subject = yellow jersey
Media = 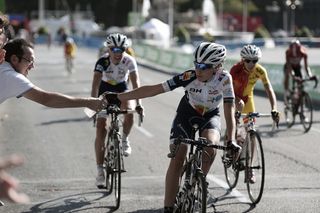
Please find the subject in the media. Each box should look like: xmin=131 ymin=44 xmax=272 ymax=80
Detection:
xmin=230 ymin=62 xmax=270 ymax=113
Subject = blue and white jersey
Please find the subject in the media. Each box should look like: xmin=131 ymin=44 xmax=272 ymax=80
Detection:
xmin=162 ymin=69 xmax=234 ymax=115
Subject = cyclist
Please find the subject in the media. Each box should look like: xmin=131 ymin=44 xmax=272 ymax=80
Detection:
xmin=91 ymin=33 xmax=142 ymax=188
xmin=283 ymin=39 xmax=315 ymax=104
xmin=64 ymin=37 xmax=77 ymax=73
xmin=104 ymin=42 xmax=241 ymax=212
xmin=230 ymin=44 xmax=279 ymax=183
xmin=98 ymin=38 xmax=135 ymax=58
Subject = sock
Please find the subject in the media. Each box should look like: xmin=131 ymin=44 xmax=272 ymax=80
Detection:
xmin=122 ymin=133 xmax=128 ymax=142
xmin=97 ymin=165 xmax=103 ymax=173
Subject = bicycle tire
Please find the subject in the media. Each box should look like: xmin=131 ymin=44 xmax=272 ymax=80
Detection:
xmin=300 ymin=92 xmax=313 ymax=132
xmin=192 ymin=170 xmax=207 ymax=213
xmin=245 ymin=131 xmax=265 ymax=204
xmin=223 ymin=156 xmax=239 ymax=189
xmin=113 ymin=136 xmax=122 ymax=210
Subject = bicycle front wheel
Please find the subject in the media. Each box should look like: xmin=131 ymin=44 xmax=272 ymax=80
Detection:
xmin=245 ymin=131 xmax=265 ymax=204
xmin=113 ymin=137 xmax=122 ymax=209
xmin=300 ymin=93 xmax=313 ymax=132
xmin=192 ymin=171 xmax=207 ymax=213
xmin=223 ymin=156 xmax=239 ymax=189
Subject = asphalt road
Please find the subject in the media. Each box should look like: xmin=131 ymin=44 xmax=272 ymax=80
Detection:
xmin=1 ymin=45 xmax=320 ymax=213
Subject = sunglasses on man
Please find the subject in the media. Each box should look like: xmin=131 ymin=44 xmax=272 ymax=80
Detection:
xmin=194 ymin=61 xmax=213 ymax=70
xmin=110 ymin=47 xmax=125 ymax=54
xmin=244 ymin=59 xmax=258 ymax=64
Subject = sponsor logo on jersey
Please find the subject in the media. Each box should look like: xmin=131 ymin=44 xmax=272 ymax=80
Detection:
xmin=189 ymin=88 xmax=202 ymax=93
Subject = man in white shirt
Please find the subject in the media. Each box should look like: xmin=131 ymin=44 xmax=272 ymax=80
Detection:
xmin=0 ymin=15 xmax=106 ymax=204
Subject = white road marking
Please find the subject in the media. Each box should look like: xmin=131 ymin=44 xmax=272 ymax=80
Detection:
xmin=134 ymin=124 xmax=154 ymax=138
xmin=206 ymin=174 xmax=251 ymax=203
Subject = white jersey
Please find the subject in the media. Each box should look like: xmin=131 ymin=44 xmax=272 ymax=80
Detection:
xmin=162 ymin=69 xmax=234 ymax=115
xmin=0 ymin=62 xmax=34 ymax=104
xmin=94 ymin=52 xmax=138 ymax=85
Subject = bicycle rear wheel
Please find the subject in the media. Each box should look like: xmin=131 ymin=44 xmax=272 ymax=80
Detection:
xmin=300 ymin=93 xmax=313 ymax=133
xmin=245 ymin=131 xmax=265 ymax=204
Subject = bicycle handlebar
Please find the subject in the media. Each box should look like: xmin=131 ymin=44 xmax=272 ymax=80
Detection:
xmin=237 ymin=111 xmax=279 ymax=129
xmin=167 ymin=136 xmax=231 ymax=158
xmin=106 ymin=104 xmax=143 ymax=126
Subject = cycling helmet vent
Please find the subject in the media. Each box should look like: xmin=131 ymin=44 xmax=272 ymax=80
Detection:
xmin=104 ymin=33 xmax=128 ymax=48
xmin=240 ymin=44 xmax=262 ymax=59
xmin=194 ymin=42 xmax=227 ymax=67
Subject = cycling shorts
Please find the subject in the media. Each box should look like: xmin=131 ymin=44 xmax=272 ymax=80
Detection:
xmin=284 ymin=64 xmax=302 ymax=78
xmin=169 ymin=96 xmax=221 ymax=144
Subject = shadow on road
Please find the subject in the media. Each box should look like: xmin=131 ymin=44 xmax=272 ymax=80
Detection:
xmin=21 ymin=191 xmax=117 ymax=213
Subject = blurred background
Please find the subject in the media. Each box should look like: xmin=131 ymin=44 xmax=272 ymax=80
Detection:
xmin=1 ymin=0 xmax=320 ymax=49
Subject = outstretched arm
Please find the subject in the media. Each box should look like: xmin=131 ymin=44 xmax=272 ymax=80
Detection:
xmin=118 ymin=83 xmax=165 ymax=102
xmin=23 ymin=86 xmax=103 ymax=111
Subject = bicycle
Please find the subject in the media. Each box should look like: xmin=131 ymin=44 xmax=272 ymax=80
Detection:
xmin=222 ymin=112 xmax=277 ymax=205
xmin=284 ymin=76 xmax=318 ymax=132
xmin=103 ymin=104 xmax=142 ymax=209
xmin=168 ymin=124 xmax=238 ymax=213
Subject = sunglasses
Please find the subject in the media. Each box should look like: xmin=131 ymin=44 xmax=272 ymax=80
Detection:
xmin=244 ymin=59 xmax=258 ymax=64
xmin=194 ymin=61 xmax=213 ymax=70
xmin=110 ymin=47 xmax=125 ymax=54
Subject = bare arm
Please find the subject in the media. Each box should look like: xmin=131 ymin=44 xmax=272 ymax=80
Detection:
xmin=23 ymin=86 xmax=103 ymax=111
xmin=264 ymin=83 xmax=277 ymax=111
xmin=129 ymin=71 xmax=142 ymax=105
xmin=91 ymin=71 xmax=102 ymax=98
xmin=118 ymin=83 xmax=165 ymax=102
xmin=224 ymin=101 xmax=236 ymax=142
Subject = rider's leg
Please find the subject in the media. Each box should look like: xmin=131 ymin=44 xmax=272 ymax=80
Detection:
xmin=200 ymin=129 xmax=220 ymax=174
xmin=94 ymin=117 xmax=107 ymax=187
xmin=122 ymin=100 xmax=134 ymax=156
xmin=164 ymin=144 xmax=188 ymax=208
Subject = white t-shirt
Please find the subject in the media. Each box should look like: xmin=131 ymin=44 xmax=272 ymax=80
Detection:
xmin=0 ymin=62 xmax=34 ymax=104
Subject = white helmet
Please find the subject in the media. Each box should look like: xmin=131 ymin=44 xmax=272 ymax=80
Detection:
xmin=66 ymin=37 xmax=74 ymax=43
xmin=240 ymin=44 xmax=262 ymax=59
xmin=104 ymin=33 xmax=129 ymax=48
xmin=194 ymin=42 xmax=227 ymax=66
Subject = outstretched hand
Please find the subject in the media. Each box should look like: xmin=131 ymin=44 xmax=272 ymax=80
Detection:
xmin=0 ymin=155 xmax=30 ymax=204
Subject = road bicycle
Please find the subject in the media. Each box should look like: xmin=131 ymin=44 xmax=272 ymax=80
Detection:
xmin=222 ymin=112 xmax=277 ymax=205
xmin=103 ymin=104 xmax=142 ymax=210
xmin=284 ymin=76 xmax=318 ymax=132
xmin=168 ymin=124 xmax=239 ymax=213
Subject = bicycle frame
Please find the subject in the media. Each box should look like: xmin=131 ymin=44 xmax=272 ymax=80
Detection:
xmin=225 ymin=112 xmax=270 ymax=204
xmin=285 ymin=77 xmax=317 ymax=132
xmin=103 ymin=105 xmax=141 ymax=210
xmin=171 ymin=126 xmax=230 ymax=213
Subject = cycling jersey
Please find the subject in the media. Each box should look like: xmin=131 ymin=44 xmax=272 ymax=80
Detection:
xmin=64 ymin=43 xmax=76 ymax=58
xmin=285 ymin=45 xmax=307 ymax=77
xmin=0 ymin=62 xmax=34 ymax=103
xmin=230 ymin=62 xmax=270 ymax=113
xmin=94 ymin=52 xmax=138 ymax=86
xmin=162 ymin=69 xmax=234 ymax=116
xmin=286 ymin=45 xmax=307 ymax=68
